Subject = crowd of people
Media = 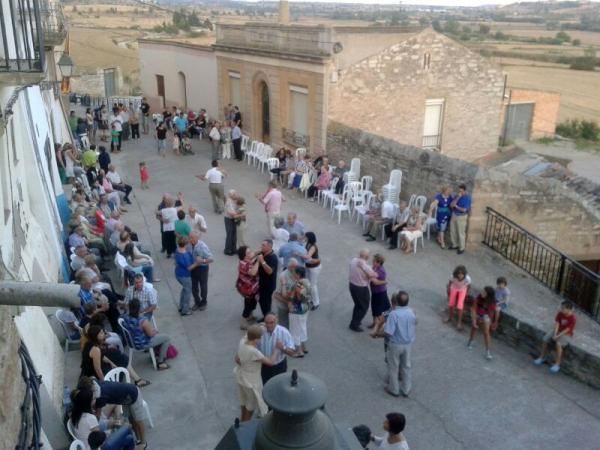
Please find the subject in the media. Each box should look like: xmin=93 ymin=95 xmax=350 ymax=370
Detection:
xmin=57 ymin=101 xmax=579 ymax=450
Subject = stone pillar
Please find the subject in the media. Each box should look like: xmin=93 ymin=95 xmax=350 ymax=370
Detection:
xmin=279 ymin=0 xmax=290 ymax=24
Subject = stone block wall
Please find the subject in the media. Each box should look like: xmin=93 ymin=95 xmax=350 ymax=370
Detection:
xmin=329 ymin=28 xmax=505 ymax=162
xmin=0 ymin=306 xmax=25 ymax=450
xmin=70 ymin=67 xmax=124 ymax=97
xmin=327 ymin=120 xmax=478 ymax=202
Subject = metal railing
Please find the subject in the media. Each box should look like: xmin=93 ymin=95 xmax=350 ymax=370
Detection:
xmin=282 ymin=127 xmax=310 ymax=148
xmin=422 ymin=134 xmax=441 ymax=150
xmin=70 ymin=93 xmax=143 ymax=112
xmin=483 ymin=207 xmax=600 ymax=322
xmin=0 ymin=0 xmax=45 ymax=72
xmin=39 ymin=1 xmax=67 ymax=47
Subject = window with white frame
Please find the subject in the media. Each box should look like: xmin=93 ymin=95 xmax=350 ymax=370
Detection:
xmin=289 ymin=85 xmax=309 ymax=136
xmin=229 ymin=71 xmax=241 ymax=108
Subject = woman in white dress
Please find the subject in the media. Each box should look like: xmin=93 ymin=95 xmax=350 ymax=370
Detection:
xmin=399 ymin=207 xmax=423 ymax=254
xmin=63 ymin=143 xmax=79 ymax=181
xmin=234 ymin=325 xmax=280 ymax=421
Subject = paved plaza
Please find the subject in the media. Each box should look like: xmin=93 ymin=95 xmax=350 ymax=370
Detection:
xmin=65 ymin=133 xmax=600 ymax=450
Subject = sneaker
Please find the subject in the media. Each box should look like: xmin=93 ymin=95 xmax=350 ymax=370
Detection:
xmin=533 ymin=357 xmax=545 ymax=366
xmin=549 ymin=364 xmax=561 ymax=374
xmin=486 ymin=351 xmax=493 ymax=360
xmin=467 ymin=341 xmax=473 ymax=350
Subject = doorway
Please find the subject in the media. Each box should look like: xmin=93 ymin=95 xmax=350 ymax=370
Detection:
xmin=104 ymin=68 xmax=116 ymax=98
xmin=504 ymin=103 xmax=534 ymax=143
xmin=178 ymin=71 xmax=187 ymax=109
xmin=156 ymin=75 xmax=165 ymax=108
xmin=260 ymin=81 xmax=270 ymax=143
xmin=422 ymin=99 xmax=444 ymax=150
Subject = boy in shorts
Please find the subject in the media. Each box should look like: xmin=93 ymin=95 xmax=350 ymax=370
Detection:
xmin=492 ymin=276 xmax=510 ymax=330
xmin=533 ymin=301 xmax=576 ymax=373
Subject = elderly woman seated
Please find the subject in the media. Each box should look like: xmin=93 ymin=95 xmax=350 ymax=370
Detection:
xmin=122 ymin=298 xmax=172 ymax=371
xmin=122 ymin=242 xmax=157 ymax=283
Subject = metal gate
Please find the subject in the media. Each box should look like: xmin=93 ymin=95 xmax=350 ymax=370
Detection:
xmin=104 ymin=68 xmax=117 ymax=98
xmin=504 ymin=103 xmax=534 ymax=142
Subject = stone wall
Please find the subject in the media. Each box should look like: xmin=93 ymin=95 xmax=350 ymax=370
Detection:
xmin=0 ymin=306 xmax=25 ymax=450
xmin=70 ymin=67 xmax=124 ymax=97
xmin=327 ymin=121 xmax=600 ymax=259
xmin=327 ymin=120 xmax=478 ymax=202
xmin=329 ymin=28 xmax=505 ymax=162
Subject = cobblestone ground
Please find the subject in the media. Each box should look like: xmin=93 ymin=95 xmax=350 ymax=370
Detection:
xmin=66 ymin=133 xmax=600 ymax=450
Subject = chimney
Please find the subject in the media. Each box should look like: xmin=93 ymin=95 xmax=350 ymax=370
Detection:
xmin=279 ymin=0 xmax=290 ymax=24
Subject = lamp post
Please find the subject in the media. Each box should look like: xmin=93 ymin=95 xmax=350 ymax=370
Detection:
xmin=57 ymin=53 xmax=74 ymax=94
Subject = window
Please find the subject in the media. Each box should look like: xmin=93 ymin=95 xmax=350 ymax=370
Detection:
xmin=422 ymin=99 xmax=444 ymax=150
xmin=229 ymin=71 xmax=241 ymax=108
xmin=289 ymin=85 xmax=309 ymax=136
xmin=156 ymin=75 xmax=165 ymax=107
xmin=423 ymin=53 xmax=431 ymax=69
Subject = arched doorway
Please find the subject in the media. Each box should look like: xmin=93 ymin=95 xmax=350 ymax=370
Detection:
xmin=259 ymin=80 xmax=270 ymax=143
xmin=178 ymin=71 xmax=187 ymax=108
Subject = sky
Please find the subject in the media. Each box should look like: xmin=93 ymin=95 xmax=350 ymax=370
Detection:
xmin=241 ymin=0 xmax=591 ymax=7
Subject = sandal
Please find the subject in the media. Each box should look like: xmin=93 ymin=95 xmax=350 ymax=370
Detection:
xmin=157 ymin=362 xmax=170 ymax=370
xmin=135 ymin=379 xmax=152 ymax=388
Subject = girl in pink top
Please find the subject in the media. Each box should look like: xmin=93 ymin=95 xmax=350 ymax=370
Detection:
xmin=445 ymin=265 xmax=471 ymax=330
xmin=139 ymin=161 xmax=149 ymax=189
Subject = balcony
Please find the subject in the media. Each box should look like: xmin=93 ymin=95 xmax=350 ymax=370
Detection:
xmin=422 ymin=134 xmax=441 ymax=151
xmin=282 ymin=127 xmax=310 ymax=148
xmin=0 ymin=0 xmax=45 ymax=82
xmin=39 ymin=1 xmax=67 ymax=47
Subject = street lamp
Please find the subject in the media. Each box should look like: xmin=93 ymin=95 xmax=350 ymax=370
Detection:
xmin=57 ymin=53 xmax=74 ymax=93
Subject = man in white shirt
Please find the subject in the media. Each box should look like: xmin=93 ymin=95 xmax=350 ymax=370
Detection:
xmin=256 ymin=181 xmax=284 ymax=234
xmin=109 ymin=108 xmax=123 ymax=152
xmin=258 ymin=313 xmax=296 ymax=385
xmin=196 ymin=160 xmax=227 ymax=214
xmin=187 ymin=206 xmax=207 ymax=233
xmin=107 ymin=164 xmax=132 ymax=204
xmin=208 ymin=122 xmax=221 ymax=160
xmin=365 ymin=199 xmax=395 ymax=241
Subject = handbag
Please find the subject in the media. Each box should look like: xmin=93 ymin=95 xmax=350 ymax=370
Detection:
xmin=166 ymin=344 xmax=178 ymax=359
xmin=236 ymin=277 xmax=257 ymax=298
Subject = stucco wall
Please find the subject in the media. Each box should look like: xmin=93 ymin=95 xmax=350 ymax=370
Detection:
xmin=509 ymin=89 xmax=561 ymax=139
xmin=329 ymin=29 xmax=505 ymax=162
xmin=139 ymin=40 xmax=218 ymax=116
xmin=326 ymin=121 xmax=600 ymax=259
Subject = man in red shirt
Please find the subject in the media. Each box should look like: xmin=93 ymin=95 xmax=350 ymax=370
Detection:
xmin=533 ymin=301 xmax=576 ymax=373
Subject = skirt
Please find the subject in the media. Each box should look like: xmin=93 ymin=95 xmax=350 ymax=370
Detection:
xmin=289 ymin=313 xmax=308 ymax=346
xmin=371 ymin=291 xmax=390 ymax=317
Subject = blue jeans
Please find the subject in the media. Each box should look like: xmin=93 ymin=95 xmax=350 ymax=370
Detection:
xmin=177 ymin=276 xmax=192 ymax=314
xmin=103 ymin=426 xmax=135 ymax=450
xmin=141 ymin=265 xmax=154 ymax=282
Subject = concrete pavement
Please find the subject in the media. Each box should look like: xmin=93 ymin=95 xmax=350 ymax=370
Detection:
xmin=64 ymin=133 xmax=600 ymax=450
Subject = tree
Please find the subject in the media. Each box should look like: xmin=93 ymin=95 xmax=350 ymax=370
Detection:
xmin=572 ymin=39 xmax=581 ymax=46
xmin=494 ymin=31 xmax=508 ymax=41
xmin=188 ymin=12 xmax=201 ymax=27
xmin=432 ymin=19 xmax=442 ymax=32
xmin=444 ymin=20 xmax=460 ymax=34
xmin=462 ymin=25 xmax=471 ymax=34
xmin=419 ymin=17 xmax=429 ymax=26
xmin=556 ymin=31 xmax=571 ymax=42
xmin=479 ymin=24 xmax=490 ymax=35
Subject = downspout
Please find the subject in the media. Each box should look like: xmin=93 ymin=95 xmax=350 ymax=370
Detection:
xmin=0 ymin=282 xmax=79 ymax=308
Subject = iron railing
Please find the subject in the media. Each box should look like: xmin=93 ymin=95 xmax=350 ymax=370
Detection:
xmin=282 ymin=127 xmax=310 ymax=148
xmin=422 ymin=134 xmax=441 ymax=150
xmin=0 ymin=0 xmax=45 ymax=72
xmin=70 ymin=93 xmax=142 ymax=112
xmin=483 ymin=207 xmax=600 ymax=322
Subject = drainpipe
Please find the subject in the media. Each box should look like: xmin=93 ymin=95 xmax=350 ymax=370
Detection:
xmin=0 ymin=282 xmax=79 ymax=308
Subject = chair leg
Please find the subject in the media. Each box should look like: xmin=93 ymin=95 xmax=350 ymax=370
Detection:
xmin=150 ymin=347 xmax=158 ymax=371
xmin=65 ymin=340 xmax=69 ymax=353
xmin=143 ymin=400 xmax=154 ymax=428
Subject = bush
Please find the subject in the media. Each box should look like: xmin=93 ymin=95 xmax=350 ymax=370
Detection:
xmin=479 ymin=24 xmax=490 ymax=35
xmin=570 ymin=57 xmax=597 ymax=71
xmin=572 ymin=39 xmax=581 ymax=46
xmin=580 ymin=120 xmax=600 ymax=141
xmin=556 ymin=119 xmax=600 ymax=142
xmin=556 ymin=31 xmax=571 ymax=42
xmin=494 ymin=31 xmax=508 ymax=40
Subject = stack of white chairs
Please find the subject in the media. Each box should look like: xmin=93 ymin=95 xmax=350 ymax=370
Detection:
xmin=383 ymin=169 xmax=402 ymax=203
xmin=346 ymin=158 xmax=361 ymax=183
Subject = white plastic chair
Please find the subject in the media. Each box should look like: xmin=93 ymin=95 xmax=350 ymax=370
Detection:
xmin=383 ymin=169 xmax=403 ymax=202
xmin=118 ymin=318 xmax=158 ymax=371
xmin=414 ymin=195 xmax=427 ymax=214
xmin=253 ymin=143 xmax=265 ymax=168
xmin=295 ymin=147 xmax=306 ymax=161
xmin=407 ymin=194 xmax=417 ymax=211
xmin=399 ymin=213 xmax=427 ymax=253
xmin=425 ymin=204 xmax=438 ymax=240
xmin=55 ymin=309 xmax=81 ymax=353
xmin=66 ymin=419 xmax=77 ymax=440
xmin=318 ymin=177 xmax=338 ymax=206
xmin=382 ymin=203 xmax=399 ymax=240
xmin=266 ymin=158 xmax=279 ymax=180
xmin=241 ymin=135 xmax=250 ymax=152
xmin=331 ymin=190 xmax=351 ymax=224
xmin=353 ymin=191 xmax=374 ymax=227
xmin=349 ymin=158 xmax=361 ymax=179
xmin=258 ymin=145 xmax=274 ymax=172
xmin=246 ymin=140 xmax=258 ymax=165
xmin=105 ymin=367 xmax=155 ymax=428
xmin=361 ymin=176 xmax=373 ymax=193
xmin=70 ymin=440 xmax=86 ymax=450
xmin=303 ymin=170 xmax=318 ymax=199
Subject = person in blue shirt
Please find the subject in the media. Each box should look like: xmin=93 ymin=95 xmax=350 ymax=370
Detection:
xmin=174 ymin=236 xmax=198 ymax=316
xmin=173 ymin=113 xmax=188 ymax=137
xmin=278 ymin=233 xmax=307 ymax=268
xmin=449 ymin=183 xmax=472 ymax=255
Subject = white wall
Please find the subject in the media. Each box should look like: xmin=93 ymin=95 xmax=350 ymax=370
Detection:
xmin=139 ymin=41 xmax=218 ymax=116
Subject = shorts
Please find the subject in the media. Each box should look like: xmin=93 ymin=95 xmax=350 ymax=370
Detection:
xmin=448 ymin=286 xmax=467 ymax=310
xmin=544 ymin=331 xmax=571 ymax=348
xmin=477 ymin=314 xmax=491 ymax=324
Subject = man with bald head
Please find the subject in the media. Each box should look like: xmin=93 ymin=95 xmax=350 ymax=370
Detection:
xmin=258 ymin=313 xmax=296 ymax=385
xmin=348 ymin=249 xmax=377 ymax=332
xmin=282 ymin=212 xmax=305 ymax=237
xmin=189 ymin=230 xmax=213 ymax=310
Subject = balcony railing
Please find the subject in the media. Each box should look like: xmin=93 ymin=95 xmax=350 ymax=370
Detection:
xmin=39 ymin=1 xmax=67 ymax=47
xmin=0 ymin=0 xmax=45 ymax=73
xmin=282 ymin=127 xmax=310 ymax=148
xmin=483 ymin=207 xmax=600 ymax=322
xmin=422 ymin=134 xmax=441 ymax=151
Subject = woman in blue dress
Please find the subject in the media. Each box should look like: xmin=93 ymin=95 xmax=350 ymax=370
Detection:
xmin=429 ymin=186 xmax=453 ymax=249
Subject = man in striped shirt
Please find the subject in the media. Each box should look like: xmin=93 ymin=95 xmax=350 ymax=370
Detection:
xmin=258 ymin=314 xmax=296 ymax=385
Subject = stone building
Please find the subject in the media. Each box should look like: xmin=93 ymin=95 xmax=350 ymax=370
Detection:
xmin=329 ymin=29 xmax=506 ymax=161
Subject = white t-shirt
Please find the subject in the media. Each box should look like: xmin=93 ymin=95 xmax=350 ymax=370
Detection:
xmin=205 ymin=167 xmax=224 ymax=184
xmin=271 ymin=227 xmax=289 ymax=253
xmin=187 ymin=213 xmax=207 ymax=232
xmin=376 ymin=434 xmax=410 ymax=450
xmin=161 ymin=207 xmax=178 ymax=232
xmin=110 ymin=114 xmax=123 ymax=132
xmin=106 ymin=171 xmax=122 ymax=185
xmin=381 ymin=201 xmax=395 ymax=220
xmin=73 ymin=412 xmax=99 ymax=450
xmin=209 ymin=127 xmax=221 ymax=141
